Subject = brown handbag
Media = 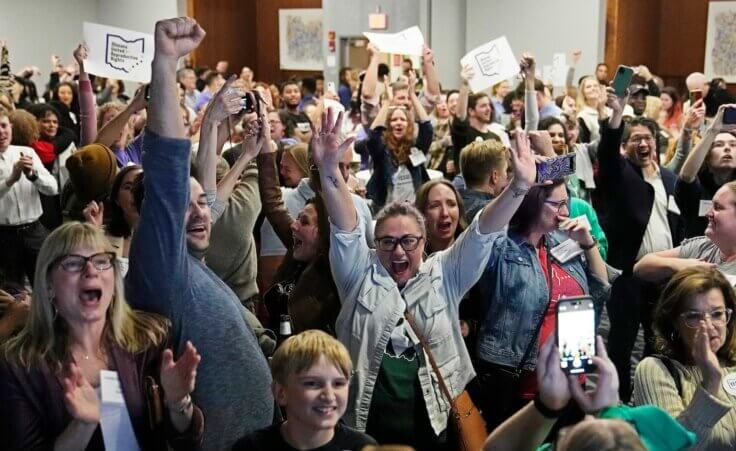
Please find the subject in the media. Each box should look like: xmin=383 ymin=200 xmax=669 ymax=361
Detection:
xmin=404 ymin=311 xmax=488 ymax=451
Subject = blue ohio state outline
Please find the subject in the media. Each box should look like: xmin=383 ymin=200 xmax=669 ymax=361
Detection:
xmin=105 ymin=34 xmax=145 ymax=73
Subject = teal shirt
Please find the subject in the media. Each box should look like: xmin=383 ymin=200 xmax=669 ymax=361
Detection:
xmin=569 ymin=197 xmax=608 ymax=261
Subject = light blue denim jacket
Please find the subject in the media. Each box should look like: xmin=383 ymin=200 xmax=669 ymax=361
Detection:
xmin=476 ymin=230 xmax=610 ymax=370
xmin=330 ymin=215 xmax=495 ymax=435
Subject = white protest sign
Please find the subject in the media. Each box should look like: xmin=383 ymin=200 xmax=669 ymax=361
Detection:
xmin=83 ymin=22 xmax=153 ymax=83
xmin=543 ymin=64 xmax=569 ymax=88
xmin=363 ymin=26 xmax=424 ymax=56
xmin=460 ymin=36 xmax=518 ymax=93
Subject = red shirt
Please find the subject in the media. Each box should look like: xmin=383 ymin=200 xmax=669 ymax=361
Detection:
xmin=519 ymin=244 xmax=584 ymax=399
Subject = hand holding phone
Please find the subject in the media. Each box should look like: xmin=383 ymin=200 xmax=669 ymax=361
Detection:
xmin=556 ymin=296 xmax=596 ymax=374
xmin=536 ymin=153 xmax=576 ymax=183
xmin=611 ymin=65 xmax=634 ymax=98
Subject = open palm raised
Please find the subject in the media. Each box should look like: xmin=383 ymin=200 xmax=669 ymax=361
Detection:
xmin=310 ymin=107 xmax=355 ymax=169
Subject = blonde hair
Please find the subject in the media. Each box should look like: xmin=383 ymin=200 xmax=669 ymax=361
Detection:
xmin=2 ymin=222 xmax=169 ymax=371
xmin=459 ymin=139 xmax=508 ymax=187
xmin=560 ymin=419 xmax=645 ymax=451
xmin=644 ymin=96 xmax=662 ymax=121
xmin=576 ymin=76 xmax=600 ymax=112
xmin=271 ymin=330 xmax=353 ymax=385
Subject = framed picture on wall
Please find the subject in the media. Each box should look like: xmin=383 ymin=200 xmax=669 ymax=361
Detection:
xmin=279 ymin=8 xmax=324 ymax=71
xmin=704 ymin=1 xmax=736 ymax=82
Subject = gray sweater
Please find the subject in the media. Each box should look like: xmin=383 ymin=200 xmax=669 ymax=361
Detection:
xmin=126 ymin=131 xmax=273 ymax=451
xmin=633 ymin=356 xmax=736 ymax=450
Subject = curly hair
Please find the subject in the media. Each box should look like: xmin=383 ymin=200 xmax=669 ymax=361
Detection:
xmin=381 ymin=107 xmax=415 ymax=165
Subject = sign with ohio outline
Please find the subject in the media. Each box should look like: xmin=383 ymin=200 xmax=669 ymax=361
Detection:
xmin=83 ymin=22 xmax=153 ymax=83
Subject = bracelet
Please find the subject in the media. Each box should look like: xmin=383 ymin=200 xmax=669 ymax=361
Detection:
xmin=533 ymin=393 xmax=566 ymax=419
xmin=580 ymin=236 xmax=598 ymax=251
xmin=165 ymin=394 xmax=192 ymax=415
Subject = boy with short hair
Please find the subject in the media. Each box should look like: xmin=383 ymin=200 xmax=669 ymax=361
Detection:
xmin=233 ymin=330 xmax=377 ymax=451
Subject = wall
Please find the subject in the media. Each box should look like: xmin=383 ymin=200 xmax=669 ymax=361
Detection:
xmin=466 ymin=0 xmax=606 ymax=87
xmin=429 ymin=0 xmax=466 ymax=89
xmin=322 ymin=0 xmax=426 ymax=86
xmin=97 ymin=0 xmax=181 ymax=34
xmin=0 ymin=0 xmax=99 ymax=91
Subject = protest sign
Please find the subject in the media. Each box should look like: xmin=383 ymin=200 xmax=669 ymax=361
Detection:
xmin=363 ymin=26 xmax=424 ymax=56
xmin=83 ymin=22 xmax=153 ymax=83
xmin=460 ymin=36 xmax=518 ymax=92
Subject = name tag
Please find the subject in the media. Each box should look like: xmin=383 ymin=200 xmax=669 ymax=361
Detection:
xmin=699 ymin=200 xmax=713 ymax=217
xmin=723 ymin=372 xmax=736 ymax=396
xmin=409 ymin=147 xmax=427 ymax=167
xmin=100 ymin=370 xmax=142 ymax=451
xmin=550 ymin=239 xmax=584 ymax=264
xmin=667 ymin=195 xmax=681 ymax=215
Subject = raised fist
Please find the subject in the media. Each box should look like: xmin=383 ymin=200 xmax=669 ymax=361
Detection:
xmin=154 ymin=17 xmax=206 ymax=59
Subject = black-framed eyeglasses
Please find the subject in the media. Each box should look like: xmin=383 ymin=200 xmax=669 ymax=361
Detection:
xmin=56 ymin=252 xmax=116 ymax=273
xmin=375 ymin=235 xmax=423 ymax=252
xmin=544 ymin=199 xmax=569 ymax=212
xmin=679 ymin=308 xmax=733 ymax=329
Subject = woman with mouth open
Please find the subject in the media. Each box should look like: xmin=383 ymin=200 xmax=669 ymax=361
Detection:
xmin=366 ymin=73 xmax=433 ymax=211
xmin=633 ymin=267 xmax=736 ymax=450
xmin=314 ymin=105 xmax=540 ymax=449
xmin=676 ymin=104 xmax=736 ymax=238
xmin=255 ymin=109 xmax=342 ymax=337
xmin=0 ymin=222 xmax=204 ymax=450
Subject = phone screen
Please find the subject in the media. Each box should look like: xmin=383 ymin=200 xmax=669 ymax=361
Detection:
xmin=690 ymin=89 xmax=703 ymax=105
xmin=612 ymin=65 xmax=634 ymax=97
xmin=557 ymin=297 xmax=596 ymax=374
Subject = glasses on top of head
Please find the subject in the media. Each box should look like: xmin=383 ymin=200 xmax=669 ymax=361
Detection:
xmin=56 ymin=252 xmax=116 ymax=273
xmin=679 ymin=308 xmax=733 ymax=328
xmin=544 ymin=199 xmax=569 ymax=213
xmin=375 ymin=235 xmax=423 ymax=252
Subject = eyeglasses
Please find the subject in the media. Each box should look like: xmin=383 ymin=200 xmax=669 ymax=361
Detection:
xmin=56 ymin=252 xmax=116 ymax=273
xmin=679 ymin=308 xmax=733 ymax=328
xmin=375 ymin=235 xmax=423 ymax=252
xmin=544 ymin=199 xmax=569 ymax=212
xmin=628 ymin=134 xmax=655 ymax=143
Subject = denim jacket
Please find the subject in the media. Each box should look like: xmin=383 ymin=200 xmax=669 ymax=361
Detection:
xmin=329 ymin=215 xmax=495 ymax=435
xmin=476 ymin=230 xmax=610 ymax=370
xmin=366 ymin=121 xmax=433 ymax=209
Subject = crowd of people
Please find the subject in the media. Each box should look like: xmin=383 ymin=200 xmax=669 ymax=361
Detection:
xmin=1 ymin=14 xmax=736 ymax=451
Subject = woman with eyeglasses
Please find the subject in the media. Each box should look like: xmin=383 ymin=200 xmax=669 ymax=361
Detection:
xmin=313 ymin=106 xmax=538 ymax=449
xmin=365 ymin=76 xmax=433 ymax=211
xmin=633 ymin=266 xmax=736 ymax=450
xmin=471 ymin=178 xmax=608 ymax=431
xmin=0 ymin=222 xmax=204 ymax=450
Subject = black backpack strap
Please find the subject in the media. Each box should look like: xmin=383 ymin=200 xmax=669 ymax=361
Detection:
xmin=652 ymin=354 xmax=682 ymax=397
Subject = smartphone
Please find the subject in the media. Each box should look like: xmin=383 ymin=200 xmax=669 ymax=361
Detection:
xmin=690 ymin=89 xmax=703 ymax=105
xmin=611 ymin=65 xmax=635 ymax=97
xmin=557 ymin=296 xmax=596 ymax=374
xmin=724 ymin=107 xmax=736 ymax=125
xmin=536 ymin=153 xmax=576 ymax=183
xmin=144 ymin=84 xmax=151 ymax=101
xmin=327 ymin=81 xmax=336 ymax=93
xmin=297 ymin=122 xmax=311 ymax=133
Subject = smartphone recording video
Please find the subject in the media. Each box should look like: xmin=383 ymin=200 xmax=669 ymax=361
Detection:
xmin=556 ymin=296 xmax=596 ymax=374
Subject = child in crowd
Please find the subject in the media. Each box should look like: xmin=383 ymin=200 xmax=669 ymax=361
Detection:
xmin=233 ymin=330 xmax=377 ymax=451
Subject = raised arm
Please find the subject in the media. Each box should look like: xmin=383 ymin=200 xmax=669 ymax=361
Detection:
xmin=73 ymin=44 xmax=97 ymax=146
xmin=421 ymin=45 xmax=440 ymax=100
xmin=195 ymin=76 xmax=242 ymax=197
xmin=520 ymin=53 xmax=539 ymax=131
xmin=680 ymin=104 xmax=727 ymax=183
xmin=312 ymin=108 xmax=357 ymax=232
xmin=477 ymin=130 xmax=537 ymax=234
xmin=409 ymin=72 xmax=430 ymax=123
xmin=361 ymin=43 xmax=380 ymax=102
xmin=565 ymin=50 xmax=581 ymax=91
xmin=456 ymin=64 xmax=473 ymax=122
xmin=95 ymin=86 xmax=147 ymax=148
xmin=664 ymin=100 xmax=703 ymax=172
xmin=370 ymin=101 xmax=390 ymax=130
xmin=127 ymin=17 xmax=206 ymax=311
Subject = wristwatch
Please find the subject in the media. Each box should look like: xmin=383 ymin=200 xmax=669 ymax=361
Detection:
xmin=580 ymin=236 xmax=598 ymax=251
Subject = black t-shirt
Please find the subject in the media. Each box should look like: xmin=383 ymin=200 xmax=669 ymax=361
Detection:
xmin=232 ymin=422 xmax=377 ymax=451
xmin=450 ymin=117 xmax=500 ymax=165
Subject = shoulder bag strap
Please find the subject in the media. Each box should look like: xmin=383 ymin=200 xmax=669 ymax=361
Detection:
xmin=652 ymin=354 xmax=683 ymax=397
xmin=404 ymin=310 xmax=454 ymax=405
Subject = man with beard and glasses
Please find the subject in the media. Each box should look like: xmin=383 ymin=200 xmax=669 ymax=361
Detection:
xmin=126 ymin=17 xmax=273 ymax=450
xmin=597 ymin=87 xmax=686 ymax=402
